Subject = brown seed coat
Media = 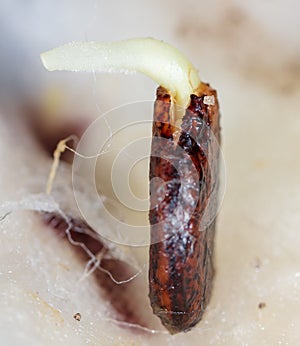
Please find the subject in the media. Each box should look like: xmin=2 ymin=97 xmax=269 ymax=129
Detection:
xmin=149 ymin=83 xmax=221 ymax=333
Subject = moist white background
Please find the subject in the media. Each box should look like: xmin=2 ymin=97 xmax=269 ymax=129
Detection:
xmin=0 ymin=0 xmax=299 ymax=345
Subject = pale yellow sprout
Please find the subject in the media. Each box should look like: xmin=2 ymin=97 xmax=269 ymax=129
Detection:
xmin=41 ymin=38 xmax=201 ymax=116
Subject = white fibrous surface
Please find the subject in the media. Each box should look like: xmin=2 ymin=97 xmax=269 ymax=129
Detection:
xmin=0 ymin=0 xmax=300 ymax=345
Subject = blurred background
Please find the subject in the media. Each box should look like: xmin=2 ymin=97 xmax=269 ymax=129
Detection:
xmin=0 ymin=1 xmax=299 ymax=345
xmin=1 ymin=0 xmax=299 ymax=112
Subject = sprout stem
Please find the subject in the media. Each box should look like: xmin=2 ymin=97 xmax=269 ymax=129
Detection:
xmin=41 ymin=38 xmax=201 ymax=117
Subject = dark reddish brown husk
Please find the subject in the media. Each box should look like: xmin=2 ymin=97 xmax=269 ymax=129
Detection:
xmin=149 ymin=84 xmax=221 ymax=334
